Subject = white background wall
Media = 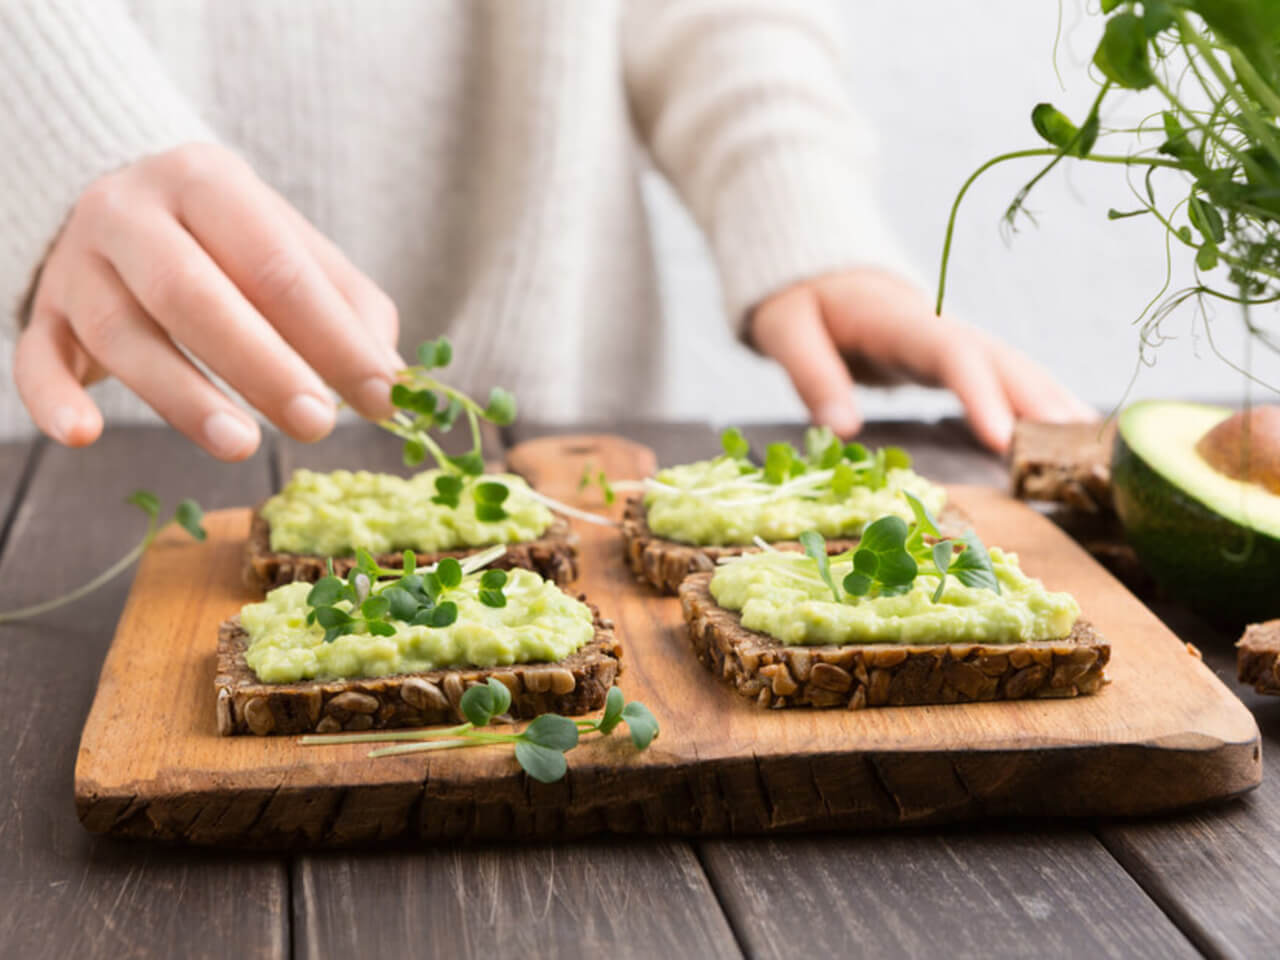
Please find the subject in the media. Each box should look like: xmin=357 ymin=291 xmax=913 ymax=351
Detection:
xmin=653 ymin=0 xmax=1280 ymax=424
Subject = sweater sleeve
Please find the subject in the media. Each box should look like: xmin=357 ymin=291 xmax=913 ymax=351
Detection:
xmin=621 ymin=0 xmax=916 ymax=339
xmin=0 ymin=0 xmax=215 ymax=329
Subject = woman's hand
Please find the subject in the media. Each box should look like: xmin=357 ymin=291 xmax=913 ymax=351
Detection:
xmin=750 ymin=268 xmax=1096 ymax=453
xmin=15 ymin=143 xmax=402 ymax=460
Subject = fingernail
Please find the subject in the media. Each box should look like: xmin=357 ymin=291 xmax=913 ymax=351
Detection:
xmin=203 ymin=411 xmax=258 ymax=459
xmin=356 ymin=375 xmax=395 ymax=417
xmin=284 ymin=393 xmax=336 ymax=441
xmin=816 ymin=401 xmax=859 ymax=437
xmin=51 ymin=406 xmax=79 ymax=444
xmin=384 ymin=345 xmax=406 ymax=372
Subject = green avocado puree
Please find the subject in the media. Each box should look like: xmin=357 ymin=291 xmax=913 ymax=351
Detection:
xmin=710 ymin=548 xmax=1078 ymax=645
xmin=261 ymin=469 xmax=552 ymax=556
xmin=644 ymin=457 xmax=946 ymax=546
xmin=240 ymin=569 xmax=593 ymax=683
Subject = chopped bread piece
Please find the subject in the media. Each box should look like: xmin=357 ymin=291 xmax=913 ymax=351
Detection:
xmin=621 ymin=496 xmax=967 ymax=595
xmin=678 ymin=573 xmax=1109 ymax=709
xmin=243 ymin=510 xmax=579 ymax=591
xmin=215 ymin=600 xmax=621 ymax=735
xmin=1238 ymin=620 xmax=1280 ymax=695
xmin=1011 ymin=419 xmax=1116 ymax=512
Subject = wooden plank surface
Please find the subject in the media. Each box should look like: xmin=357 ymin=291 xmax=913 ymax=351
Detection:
xmin=294 ymin=841 xmax=740 ymax=960
xmin=283 ymin=423 xmax=741 ymax=960
xmin=701 ymin=830 xmax=1198 ymax=960
xmin=0 ymin=429 xmax=287 ymax=960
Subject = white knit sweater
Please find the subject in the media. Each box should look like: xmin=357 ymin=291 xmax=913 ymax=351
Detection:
xmin=0 ymin=0 xmax=905 ymax=436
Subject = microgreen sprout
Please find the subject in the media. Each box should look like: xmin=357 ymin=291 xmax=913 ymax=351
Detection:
xmin=937 ymin=1 xmax=1280 ymax=390
xmin=305 ymin=545 xmax=508 ymax=643
xmin=756 ymin=491 xmax=1001 ymax=605
xmin=0 ymin=490 xmax=205 ymax=624
xmin=577 ymin=463 xmax=616 ymax=505
xmin=299 ymin=682 xmax=658 ymax=783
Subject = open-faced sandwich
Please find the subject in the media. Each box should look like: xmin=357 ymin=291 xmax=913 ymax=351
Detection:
xmin=218 ymin=546 xmax=621 ymax=735
xmin=679 ymin=492 xmax=1108 ymax=709
xmin=244 ymin=337 xmax=579 ymax=590
xmin=622 ymin=427 xmax=958 ymax=593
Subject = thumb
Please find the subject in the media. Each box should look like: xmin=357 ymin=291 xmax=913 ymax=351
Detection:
xmin=750 ymin=285 xmax=862 ymax=437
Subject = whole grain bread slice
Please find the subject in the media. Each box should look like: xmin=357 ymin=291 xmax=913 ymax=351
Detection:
xmin=1010 ymin=419 xmax=1116 ymax=512
xmin=678 ymin=572 xmax=1109 ymax=709
xmin=243 ymin=510 xmax=579 ymax=591
xmin=215 ymin=599 xmax=621 ymax=736
xmin=1238 ymin=620 xmax=1280 ymax=695
xmin=621 ymin=496 xmax=968 ymax=595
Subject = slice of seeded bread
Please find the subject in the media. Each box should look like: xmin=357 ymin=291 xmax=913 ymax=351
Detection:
xmin=1010 ymin=419 xmax=1115 ymax=512
xmin=1238 ymin=620 xmax=1280 ymax=695
xmin=678 ymin=573 xmax=1109 ymax=710
xmin=621 ymin=496 xmax=968 ymax=595
xmin=215 ymin=599 xmax=621 ymax=736
xmin=243 ymin=509 xmax=579 ymax=591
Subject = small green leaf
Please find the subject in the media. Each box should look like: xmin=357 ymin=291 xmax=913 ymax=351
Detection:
xmin=307 ymin=576 xmax=346 ymax=607
xmin=1093 ymin=11 xmax=1155 ymax=89
xmin=475 ymin=503 xmax=508 ymax=523
xmin=486 ymin=676 xmax=512 ymax=716
xmin=882 ymin=447 xmax=912 ymax=471
xmin=1107 ymin=208 xmax=1148 ymax=220
xmin=763 ymin=443 xmax=795 ymax=485
xmin=831 ymin=462 xmax=857 ymax=498
xmin=720 ymin=427 xmax=750 ymax=460
xmin=804 ymin=426 xmax=837 ymax=462
xmin=484 ymin=387 xmax=517 ymax=426
xmin=480 ymin=569 xmax=508 ymax=590
xmin=461 ymin=682 xmax=497 ymax=726
xmin=314 ymin=606 xmax=352 ymax=628
xmin=417 ymin=337 xmax=452 ymax=369
xmin=842 ymin=571 xmax=872 ymax=596
xmin=859 ymin=516 xmax=909 ymax=554
xmin=522 ymin=713 xmax=580 ymax=751
xmin=174 ymin=499 xmax=206 ymax=541
xmin=390 ymin=383 xmax=415 ymax=409
xmin=382 ymin=587 xmax=418 ymax=622
xmin=1196 ymin=242 xmax=1220 ymax=271
xmin=449 ymin=452 xmax=486 ymax=476
xmin=843 ymin=443 xmax=870 ymax=463
xmin=931 ymin=540 xmax=955 ymax=603
xmin=620 ymin=701 xmax=659 ymax=749
xmin=436 ymin=558 xmax=462 ymax=588
xmin=364 ymin=620 xmax=397 ymax=637
xmin=126 ymin=490 xmax=161 ymax=519
xmin=436 ymin=397 xmax=463 ymax=431
xmin=429 ymin=601 xmax=458 ymax=627
xmin=1031 ymin=102 xmax=1080 ymax=150
xmin=598 ymin=686 xmax=625 ymax=734
xmin=474 ymin=481 xmax=509 ymax=505
xmin=1188 ymin=195 xmax=1225 ymax=244
xmin=322 ymin=625 xmax=349 ymax=644
xmin=853 ymin=549 xmax=878 ymax=576
xmin=902 ymin=491 xmax=941 ymax=537
xmin=874 ymin=549 xmax=918 ymax=587
xmin=514 ymin=740 xmax=568 ymax=783
xmin=949 ymin=532 xmax=1002 ymax=595
xmin=479 ymin=588 xmax=507 ymax=607
xmin=402 ymin=438 xmax=426 ymax=467
xmin=799 ymin=530 xmax=841 ymax=603
xmin=360 ymin=594 xmax=390 ymax=620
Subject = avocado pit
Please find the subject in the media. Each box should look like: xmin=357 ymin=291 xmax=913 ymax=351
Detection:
xmin=1195 ymin=406 xmax=1280 ymax=496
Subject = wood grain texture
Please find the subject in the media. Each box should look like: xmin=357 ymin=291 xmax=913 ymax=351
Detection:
xmin=0 ymin=429 xmax=287 ymax=960
xmin=701 ymin=831 xmax=1197 ymax=960
xmin=294 ymin=841 xmax=741 ymax=960
xmin=1096 ymin=599 xmax=1280 ymax=959
xmin=74 ymin=433 xmax=1259 ymax=847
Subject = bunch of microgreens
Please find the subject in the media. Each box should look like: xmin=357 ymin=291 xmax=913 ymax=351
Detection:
xmin=615 ymin=427 xmax=914 ymax=505
xmin=304 ymin=544 xmax=510 ymax=644
xmin=0 ymin=491 xmax=206 ymax=623
xmin=301 ymin=678 xmax=658 ymax=783
xmin=751 ymin=491 xmax=1000 ymax=604
xmin=937 ymin=0 xmax=1280 ymax=384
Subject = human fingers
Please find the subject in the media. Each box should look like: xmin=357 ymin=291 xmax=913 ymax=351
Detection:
xmin=983 ymin=335 xmax=1098 ymax=423
xmin=164 ymin=146 xmax=397 ymax=414
xmin=935 ymin=340 xmax=1018 ymax=453
xmin=13 ymin=310 xmax=103 ymax=447
xmin=751 ymin=285 xmax=863 ymax=437
xmin=58 ymin=254 xmax=261 ymax=460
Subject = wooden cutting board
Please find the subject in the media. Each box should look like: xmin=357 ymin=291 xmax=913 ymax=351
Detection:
xmin=74 ymin=434 xmax=1261 ymax=847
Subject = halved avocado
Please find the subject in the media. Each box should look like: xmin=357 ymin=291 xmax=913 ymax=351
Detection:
xmin=1111 ymin=400 xmax=1280 ymax=624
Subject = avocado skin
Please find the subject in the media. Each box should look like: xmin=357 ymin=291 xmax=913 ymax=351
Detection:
xmin=1111 ymin=430 xmax=1280 ymax=626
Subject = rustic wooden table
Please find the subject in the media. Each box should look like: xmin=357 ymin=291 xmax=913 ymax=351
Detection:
xmin=1 ymin=419 xmax=1276 ymax=960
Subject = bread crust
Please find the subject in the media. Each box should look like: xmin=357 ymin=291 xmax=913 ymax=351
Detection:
xmin=678 ymin=572 xmax=1109 ymax=709
xmin=243 ymin=509 xmax=579 ymax=591
xmin=620 ymin=495 xmax=967 ymax=595
xmin=1238 ymin=620 xmax=1280 ymax=695
xmin=1010 ymin=419 xmax=1116 ymax=512
xmin=215 ymin=599 xmax=621 ymax=735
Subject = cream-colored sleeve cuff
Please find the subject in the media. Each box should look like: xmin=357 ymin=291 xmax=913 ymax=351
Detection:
xmin=706 ymin=141 xmax=922 ymax=342
xmin=0 ymin=0 xmax=215 ymax=328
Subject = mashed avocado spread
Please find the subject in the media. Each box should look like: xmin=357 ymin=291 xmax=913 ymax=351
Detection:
xmin=240 ymin=568 xmax=593 ymax=683
xmin=644 ymin=457 xmax=945 ymax=546
xmin=710 ymin=548 xmax=1078 ymax=645
xmin=261 ymin=469 xmax=552 ymax=556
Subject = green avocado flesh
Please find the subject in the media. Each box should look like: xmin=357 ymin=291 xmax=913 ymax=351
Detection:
xmin=240 ymin=569 xmax=593 ymax=683
xmin=644 ymin=457 xmax=947 ymax=546
xmin=1112 ymin=400 xmax=1280 ymax=623
xmin=260 ymin=469 xmax=553 ymax=556
xmin=709 ymin=549 xmax=1078 ymax=646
